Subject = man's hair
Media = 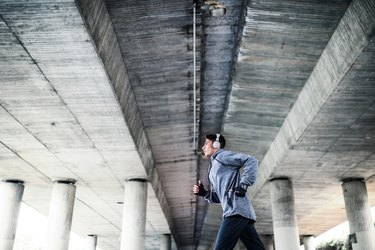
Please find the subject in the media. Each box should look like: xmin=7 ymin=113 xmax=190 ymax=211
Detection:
xmin=206 ymin=134 xmax=226 ymax=149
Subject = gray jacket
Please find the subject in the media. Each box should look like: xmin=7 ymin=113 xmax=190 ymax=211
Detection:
xmin=204 ymin=149 xmax=258 ymax=220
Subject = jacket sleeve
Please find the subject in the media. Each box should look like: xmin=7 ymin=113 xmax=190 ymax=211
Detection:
xmin=233 ymin=154 xmax=258 ymax=186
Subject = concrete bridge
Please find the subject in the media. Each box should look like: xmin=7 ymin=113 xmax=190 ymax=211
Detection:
xmin=0 ymin=0 xmax=374 ymax=249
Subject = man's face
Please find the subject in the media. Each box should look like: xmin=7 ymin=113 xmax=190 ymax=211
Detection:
xmin=202 ymin=139 xmax=217 ymax=157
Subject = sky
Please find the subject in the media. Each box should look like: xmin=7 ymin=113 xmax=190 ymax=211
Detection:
xmin=13 ymin=203 xmax=375 ymax=250
xmin=14 ymin=203 xmax=99 ymax=250
xmin=301 ymin=206 xmax=375 ymax=249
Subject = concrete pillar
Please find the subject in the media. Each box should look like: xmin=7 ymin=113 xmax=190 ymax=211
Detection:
xmin=0 ymin=180 xmax=24 ymax=250
xmin=261 ymin=235 xmax=274 ymax=250
xmin=270 ymin=178 xmax=300 ymax=250
xmin=342 ymin=179 xmax=375 ymax=250
xmin=45 ymin=180 xmax=76 ymax=250
xmin=160 ymin=234 xmax=171 ymax=250
xmin=85 ymin=235 xmax=97 ymax=250
xmin=233 ymin=242 xmax=240 ymax=250
xmin=120 ymin=178 xmax=148 ymax=250
xmin=302 ymin=235 xmax=315 ymax=250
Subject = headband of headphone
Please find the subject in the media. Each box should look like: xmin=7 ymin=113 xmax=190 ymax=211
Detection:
xmin=213 ymin=134 xmax=221 ymax=149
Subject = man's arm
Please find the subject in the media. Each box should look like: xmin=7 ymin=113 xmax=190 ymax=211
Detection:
xmin=193 ymin=180 xmax=220 ymax=203
xmin=231 ymin=154 xmax=258 ymax=197
xmin=239 ymin=155 xmax=258 ymax=187
xmin=193 ymin=180 xmax=207 ymax=196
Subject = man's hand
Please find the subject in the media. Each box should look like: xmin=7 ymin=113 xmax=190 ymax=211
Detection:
xmin=193 ymin=180 xmax=207 ymax=196
xmin=234 ymin=183 xmax=248 ymax=197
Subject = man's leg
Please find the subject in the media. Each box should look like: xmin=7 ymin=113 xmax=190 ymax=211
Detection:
xmin=214 ymin=216 xmax=249 ymax=250
xmin=239 ymin=222 xmax=266 ymax=250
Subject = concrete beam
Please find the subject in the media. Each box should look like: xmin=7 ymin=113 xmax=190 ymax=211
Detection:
xmin=249 ymin=0 xmax=375 ymax=198
xmin=75 ymin=0 xmax=174 ymax=243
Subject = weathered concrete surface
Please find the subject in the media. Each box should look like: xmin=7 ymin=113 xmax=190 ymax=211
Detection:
xmin=248 ymin=0 xmax=375 ymax=237
xmin=1 ymin=0 xmax=375 ymax=249
xmin=75 ymin=0 xmax=174 ymax=243
xmin=100 ymin=0 xmax=202 ymax=248
xmin=198 ymin=0 xmax=375 ymax=248
xmin=0 ymin=1 xmax=170 ymax=249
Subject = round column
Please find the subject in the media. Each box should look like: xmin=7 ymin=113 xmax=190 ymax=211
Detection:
xmin=85 ymin=235 xmax=97 ymax=250
xmin=233 ymin=242 xmax=240 ymax=250
xmin=160 ymin=234 xmax=171 ymax=250
xmin=270 ymin=178 xmax=300 ymax=250
xmin=260 ymin=235 xmax=274 ymax=250
xmin=342 ymin=179 xmax=375 ymax=250
xmin=0 ymin=180 xmax=24 ymax=250
xmin=45 ymin=180 xmax=76 ymax=250
xmin=302 ymin=235 xmax=315 ymax=250
xmin=120 ymin=178 xmax=148 ymax=250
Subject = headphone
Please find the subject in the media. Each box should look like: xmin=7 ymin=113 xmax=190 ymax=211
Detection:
xmin=213 ymin=134 xmax=221 ymax=149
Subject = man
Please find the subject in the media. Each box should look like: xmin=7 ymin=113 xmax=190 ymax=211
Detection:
xmin=193 ymin=134 xmax=266 ymax=250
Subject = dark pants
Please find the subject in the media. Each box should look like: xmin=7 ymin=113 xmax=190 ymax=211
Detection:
xmin=214 ymin=215 xmax=266 ymax=250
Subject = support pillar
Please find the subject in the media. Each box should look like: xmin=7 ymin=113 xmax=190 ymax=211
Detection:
xmin=160 ymin=234 xmax=171 ymax=250
xmin=85 ymin=235 xmax=97 ymax=250
xmin=233 ymin=242 xmax=240 ymax=250
xmin=342 ymin=179 xmax=375 ymax=250
xmin=260 ymin=235 xmax=274 ymax=250
xmin=45 ymin=180 xmax=76 ymax=250
xmin=0 ymin=180 xmax=24 ymax=250
xmin=302 ymin=235 xmax=315 ymax=250
xmin=120 ymin=178 xmax=148 ymax=250
xmin=270 ymin=178 xmax=300 ymax=250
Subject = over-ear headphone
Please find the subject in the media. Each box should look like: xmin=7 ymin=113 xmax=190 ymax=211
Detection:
xmin=213 ymin=134 xmax=221 ymax=149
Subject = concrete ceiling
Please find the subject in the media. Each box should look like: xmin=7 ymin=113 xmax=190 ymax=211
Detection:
xmin=0 ymin=0 xmax=374 ymax=250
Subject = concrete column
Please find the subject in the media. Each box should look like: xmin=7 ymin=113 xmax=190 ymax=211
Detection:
xmin=160 ymin=234 xmax=171 ymax=250
xmin=45 ymin=180 xmax=76 ymax=250
xmin=85 ymin=235 xmax=97 ymax=250
xmin=233 ymin=242 xmax=240 ymax=250
xmin=302 ymin=235 xmax=315 ymax=250
xmin=0 ymin=180 xmax=24 ymax=250
xmin=270 ymin=178 xmax=300 ymax=250
xmin=120 ymin=178 xmax=148 ymax=250
xmin=342 ymin=179 xmax=375 ymax=250
xmin=261 ymin=235 xmax=274 ymax=250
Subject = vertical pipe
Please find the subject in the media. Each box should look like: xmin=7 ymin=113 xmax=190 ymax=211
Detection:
xmin=193 ymin=2 xmax=197 ymax=150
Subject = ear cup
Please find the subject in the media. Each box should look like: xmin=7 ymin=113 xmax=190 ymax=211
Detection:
xmin=213 ymin=134 xmax=221 ymax=149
